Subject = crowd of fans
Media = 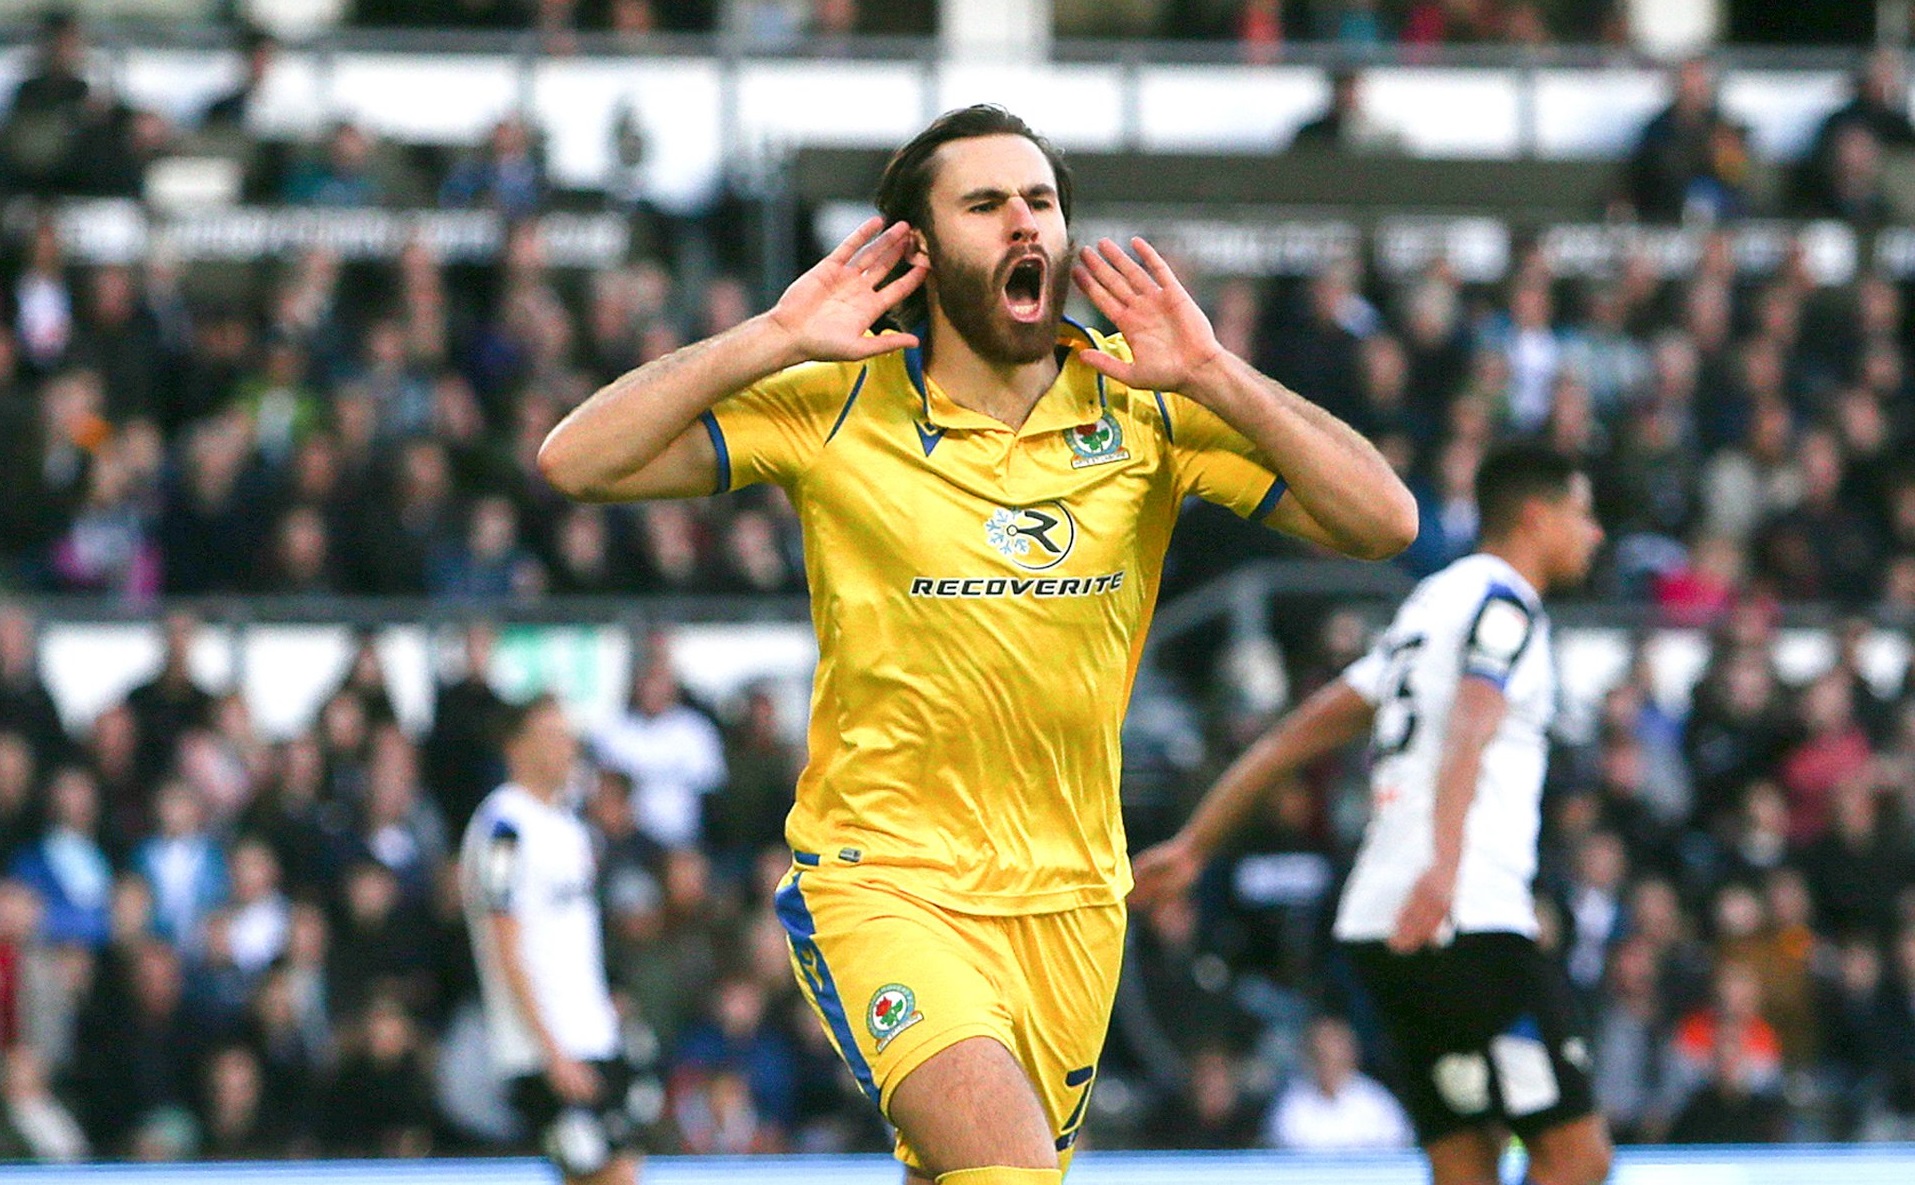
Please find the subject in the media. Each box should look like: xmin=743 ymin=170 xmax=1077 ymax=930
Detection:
xmin=2 ymin=4 xmax=1915 ymax=1166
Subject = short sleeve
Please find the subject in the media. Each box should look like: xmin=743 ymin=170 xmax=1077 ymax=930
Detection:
xmin=704 ymin=360 xmax=866 ymax=492
xmin=1341 ymin=636 xmax=1392 ymax=705
xmin=476 ymin=815 xmax=523 ymax=914
xmin=1157 ymin=388 xmax=1287 ymax=524
xmin=1461 ymin=588 xmax=1536 ymax=689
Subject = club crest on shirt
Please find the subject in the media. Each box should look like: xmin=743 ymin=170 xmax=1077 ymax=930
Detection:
xmin=867 ymin=983 xmax=922 ymax=1051
xmin=985 ymin=503 xmax=1076 ymax=571
xmin=1065 ymin=413 xmax=1129 ymax=468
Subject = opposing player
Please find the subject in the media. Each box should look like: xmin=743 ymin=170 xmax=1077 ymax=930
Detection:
xmin=460 ymin=695 xmax=660 ymax=1185
xmin=1132 ymin=444 xmax=1613 ymax=1185
xmin=538 ymin=104 xmax=1416 ymax=1184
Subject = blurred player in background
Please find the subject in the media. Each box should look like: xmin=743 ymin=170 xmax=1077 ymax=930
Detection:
xmin=1134 ymin=444 xmax=1613 ymax=1185
xmin=537 ymin=104 xmax=1416 ymax=1185
xmin=460 ymin=694 xmax=661 ymax=1185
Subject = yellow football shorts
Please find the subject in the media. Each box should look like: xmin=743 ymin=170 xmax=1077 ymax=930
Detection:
xmin=773 ymin=864 xmax=1126 ymax=1174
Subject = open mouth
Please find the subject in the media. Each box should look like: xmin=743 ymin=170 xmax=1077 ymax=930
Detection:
xmin=1003 ymin=257 xmax=1047 ymax=324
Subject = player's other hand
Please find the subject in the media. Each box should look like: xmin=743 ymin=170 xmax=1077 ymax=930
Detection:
xmin=547 ymin=1054 xmax=603 ymax=1105
xmin=766 ymin=216 xmax=929 ymax=364
xmin=1128 ymin=834 xmax=1204 ymax=908
xmin=1072 ymin=236 xmax=1227 ymax=395
xmin=1387 ymin=864 xmax=1457 ymax=954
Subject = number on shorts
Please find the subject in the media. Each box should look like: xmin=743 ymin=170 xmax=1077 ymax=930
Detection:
xmin=1054 ymin=1065 xmax=1095 ymax=1152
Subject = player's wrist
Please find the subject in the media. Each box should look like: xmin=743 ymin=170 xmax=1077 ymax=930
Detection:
xmin=1172 ymin=342 xmax=1239 ymax=407
xmin=746 ymin=309 xmax=810 ymax=372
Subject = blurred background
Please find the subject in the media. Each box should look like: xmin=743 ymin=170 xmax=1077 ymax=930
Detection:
xmin=0 ymin=0 xmax=1913 ymax=1169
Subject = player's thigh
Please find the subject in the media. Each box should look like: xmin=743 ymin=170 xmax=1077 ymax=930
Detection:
xmin=1002 ymin=901 xmax=1126 ymax=1169
xmin=1424 ymin=1127 xmax=1505 ymax=1185
xmin=1522 ymin=1113 xmax=1613 ymax=1185
xmin=888 ymin=1034 xmax=1057 ymax=1176
xmin=772 ymin=869 xmax=1022 ymax=1127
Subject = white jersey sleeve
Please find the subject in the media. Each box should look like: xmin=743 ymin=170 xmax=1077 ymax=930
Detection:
xmin=1333 ymin=554 xmax=1555 ymax=943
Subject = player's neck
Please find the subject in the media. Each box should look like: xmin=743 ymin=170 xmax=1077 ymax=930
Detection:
xmin=922 ymin=312 xmax=1060 ymax=431
xmin=1478 ymin=537 xmax=1550 ymax=597
xmin=511 ymin=773 xmax=564 ymax=805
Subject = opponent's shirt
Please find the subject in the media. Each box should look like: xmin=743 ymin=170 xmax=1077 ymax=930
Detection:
xmin=460 ymin=783 xmax=620 ymax=1077
xmin=705 ymin=320 xmax=1286 ymax=914
xmin=1333 ymin=553 xmax=1554 ymax=941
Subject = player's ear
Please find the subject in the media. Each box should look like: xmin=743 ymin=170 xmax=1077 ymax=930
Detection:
xmin=909 ymin=227 xmax=930 ymax=268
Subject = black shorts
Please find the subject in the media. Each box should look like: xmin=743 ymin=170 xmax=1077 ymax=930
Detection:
xmin=1344 ymin=932 xmax=1596 ymax=1145
xmin=507 ymin=1056 xmax=666 ymax=1173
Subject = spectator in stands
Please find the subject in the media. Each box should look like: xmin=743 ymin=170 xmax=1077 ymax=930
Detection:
xmin=134 ymin=781 xmax=228 ymax=952
xmin=322 ymin=993 xmax=433 ymax=1157
xmin=204 ymin=27 xmax=279 ymax=130
xmin=421 ymin=623 xmax=506 ymax=833
xmin=75 ymin=938 xmax=201 ymax=1154
xmin=0 ymin=1045 xmax=88 ymax=1162
xmin=126 ymin=613 xmax=214 ymax=793
xmin=1798 ymin=50 xmax=1915 ymax=219
xmin=1626 ymin=58 xmax=1745 ymax=223
xmin=353 ymin=439 xmax=459 ymax=595
xmin=1289 ymin=70 xmax=1400 ymax=155
xmin=224 ymin=839 xmax=290 ymax=976
xmin=198 ymin=1044 xmax=278 ymax=1160
xmin=0 ymin=741 xmax=36 ymax=868
xmin=440 ymin=117 xmax=546 ymax=217
xmin=705 ymin=685 xmax=800 ymax=874
xmin=0 ymin=608 xmax=69 ymax=768
xmin=10 ymin=766 xmax=111 ymax=950
xmin=595 ymin=643 xmax=727 ymax=850
xmin=672 ymin=971 xmax=798 ymax=1143
xmin=426 ymin=495 xmax=542 ymax=601
xmin=1 ymin=12 xmax=93 ymax=196
xmin=1263 ymin=1015 xmax=1411 ymax=1151
xmin=283 ymin=123 xmax=393 ymax=207
xmin=1666 ymin=1027 xmax=1788 ymax=1144
xmin=1801 ymin=782 xmax=1906 ymax=942
xmin=1134 ymin=1044 xmax=1258 ymax=1149
xmin=1801 ymin=124 xmax=1898 ymax=226
xmin=1592 ymin=934 xmax=1666 ymax=1143
xmin=1778 ymin=670 xmax=1873 ymax=845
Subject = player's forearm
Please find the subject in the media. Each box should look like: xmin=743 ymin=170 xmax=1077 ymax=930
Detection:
xmin=1182 ymin=351 xmax=1417 ymax=560
xmin=1426 ymin=681 xmax=1505 ymax=871
xmin=491 ymin=914 xmax=564 ymax=1062
xmin=1181 ymin=680 xmax=1375 ymax=856
xmin=539 ymin=312 xmax=803 ymax=500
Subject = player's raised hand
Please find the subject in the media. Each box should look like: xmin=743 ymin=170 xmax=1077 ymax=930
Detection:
xmin=1073 ymin=236 xmax=1226 ymax=394
xmin=1128 ymin=834 xmax=1204 ymax=908
xmin=1387 ymin=864 xmax=1457 ymax=954
xmin=767 ymin=216 xmax=928 ymax=363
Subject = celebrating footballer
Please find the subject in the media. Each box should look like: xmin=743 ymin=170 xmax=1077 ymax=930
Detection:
xmin=539 ymin=104 xmax=1415 ymax=1185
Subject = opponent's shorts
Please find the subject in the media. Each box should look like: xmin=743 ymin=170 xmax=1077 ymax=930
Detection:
xmin=1344 ymin=931 xmax=1597 ymax=1145
xmin=774 ymin=865 xmax=1125 ymax=1173
xmin=507 ymin=1054 xmax=667 ymax=1177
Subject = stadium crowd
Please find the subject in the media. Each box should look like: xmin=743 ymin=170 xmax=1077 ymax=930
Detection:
xmin=0 ymin=5 xmax=1914 ymax=1166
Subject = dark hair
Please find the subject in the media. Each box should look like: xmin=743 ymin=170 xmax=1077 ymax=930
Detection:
xmin=496 ymin=692 xmax=562 ymax=748
xmin=873 ymin=104 xmax=1072 ymax=331
xmin=1475 ymin=443 xmax=1580 ymax=540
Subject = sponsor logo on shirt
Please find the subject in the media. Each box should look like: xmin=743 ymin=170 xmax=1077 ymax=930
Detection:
xmin=908 ymin=572 xmax=1127 ymax=599
xmin=985 ymin=503 xmax=1075 ymax=570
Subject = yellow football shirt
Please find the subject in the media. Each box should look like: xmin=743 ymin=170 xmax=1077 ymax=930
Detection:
xmin=704 ymin=319 xmax=1287 ymax=914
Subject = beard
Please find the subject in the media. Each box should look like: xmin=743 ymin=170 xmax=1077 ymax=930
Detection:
xmin=927 ymin=236 xmax=1073 ymax=366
